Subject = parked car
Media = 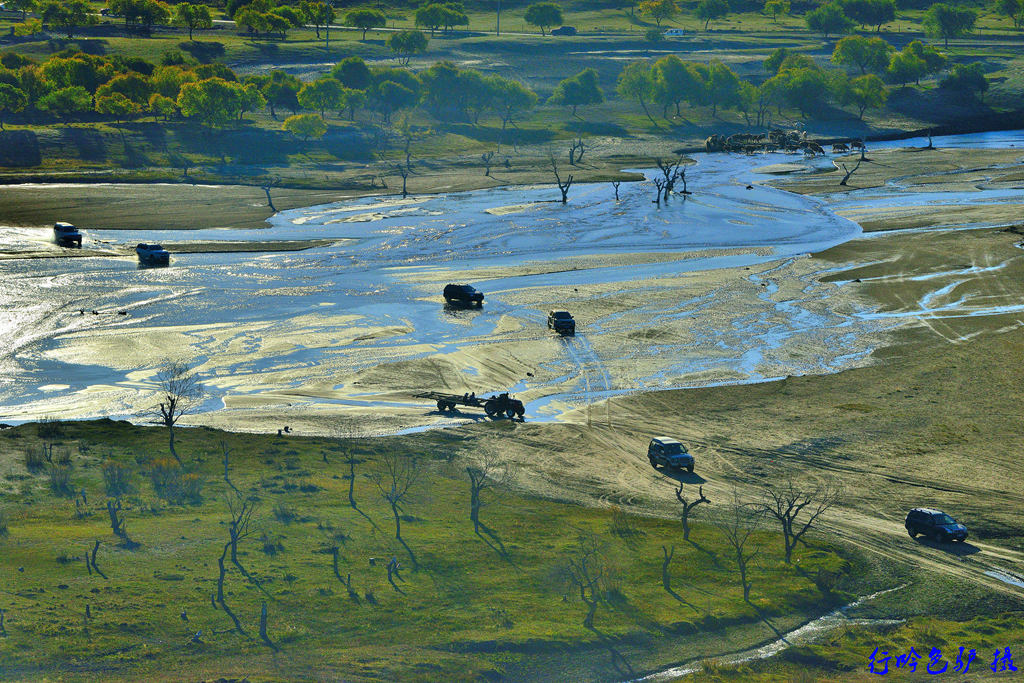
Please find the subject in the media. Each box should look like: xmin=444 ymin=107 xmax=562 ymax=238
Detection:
xmin=547 ymin=310 xmax=575 ymax=336
xmin=443 ymin=283 xmax=484 ymax=307
xmin=647 ymin=437 xmax=694 ymax=472
xmin=663 ymin=28 xmax=686 ymax=37
xmin=136 ymin=243 xmax=170 ymax=266
xmin=551 ymin=26 xmax=577 ymax=36
xmin=905 ymin=508 xmax=968 ymax=543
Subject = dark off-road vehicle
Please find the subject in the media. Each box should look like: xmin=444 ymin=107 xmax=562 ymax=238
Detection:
xmin=647 ymin=437 xmax=694 ymax=473
xmin=443 ymin=283 xmax=484 ymax=307
xmin=905 ymin=508 xmax=968 ymax=543
xmin=547 ymin=310 xmax=575 ymax=336
xmin=53 ymin=222 xmax=82 ymax=247
xmin=551 ymin=26 xmax=577 ymax=35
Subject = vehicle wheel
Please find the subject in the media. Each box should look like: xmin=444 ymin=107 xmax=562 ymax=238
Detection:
xmin=436 ymin=400 xmax=446 ymax=411
xmin=649 ymin=458 xmax=658 ymax=468
xmin=907 ymin=528 xmax=917 ymax=538
xmin=484 ymin=401 xmax=497 ymax=417
xmin=687 ymin=466 xmax=694 ymax=473
xmin=505 ymin=408 xmax=516 ymax=418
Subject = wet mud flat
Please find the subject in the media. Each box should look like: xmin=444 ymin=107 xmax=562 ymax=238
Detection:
xmin=1 ymin=132 xmax=1023 ymax=441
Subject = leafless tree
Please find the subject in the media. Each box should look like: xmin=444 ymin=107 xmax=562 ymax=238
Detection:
xmin=261 ymin=176 xmax=280 ymax=212
xmin=86 ymin=540 xmax=107 ymax=579
xmin=564 ymin=532 xmax=610 ymax=630
xmin=258 ymin=601 xmax=278 ymax=651
xmin=550 ymin=154 xmax=574 ymax=204
xmin=756 ymin=478 xmax=840 ymax=564
xmin=481 ymin=151 xmax=495 ymax=176
xmin=392 ymin=164 xmax=410 ymax=198
xmin=386 ymin=556 xmax=405 ymax=594
xmin=711 ymin=490 xmax=762 ymax=603
xmin=222 ymin=441 xmax=239 ymax=494
xmin=106 ymin=499 xmax=132 ymax=546
xmin=150 ymin=360 xmax=203 ymax=464
xmin=331 ymin=547 xmax=359 ymax=601
xmin=368 ymin=453 xmax=423 ymax=569
xmin=660 ymin=545 xmax=699 ymax=612
xmin=675 ymin=484 xmax=710 ymax=541
xmin=655 ymin=156 xmax=686 ymax=201
xmin=839 ymin=159 xmax=862 ymax=186
xmin=569 ymin=137 xmax=585 ymax=165
xmin=611 ymin=181 xmax=621 ymax=201
xmin=215 ymin=542 xmax=246 ymax=635
xmin=466 ymin=452 xmax=516 ymax=535
xmin=226 ymin=490 xmax=261 ymax=585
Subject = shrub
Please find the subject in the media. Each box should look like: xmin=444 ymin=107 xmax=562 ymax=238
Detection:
xmin=260 ymin=532 xmax=285 ymax=555
xmin=102 ymin=461 xmax=135 ymax=498
xmin=24 ymin=447 xmax=46 ymax=473
xmin=36 ymin=418 xmax=64 ymax=439
xmin=48 ymin=464 xmax=74 ymax=497
xmin=149 ymin=459 xmax=203 ymax=505
xmin=644 ymin=27 xmax=664 ymax=42
xmin=273 ymin=502 xmax=298 ymax=524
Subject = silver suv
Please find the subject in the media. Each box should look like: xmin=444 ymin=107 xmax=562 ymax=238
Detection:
xmin=647 ymin=437 xmax=694 ymax=473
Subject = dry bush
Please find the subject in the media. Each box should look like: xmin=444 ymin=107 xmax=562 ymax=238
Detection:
xmin=48 ymin=464 xmax=74 ymax=497
xmin=23 ymin=447 xmax=45 ymax=473
xmin=148 ymin=458 xmax=203 ymax=505
xmin=102 ymin=461 xmax=135 ymax=497
xmin=36 ymin=418 xmax=64 ymax=439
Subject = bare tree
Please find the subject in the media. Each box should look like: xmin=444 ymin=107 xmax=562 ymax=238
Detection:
xmin=839 ymin=159 xmax=862 ymax=186
xmin=712 ymin=490 xmax=762 ymax=603
xmin=481 ymin=151 xmax=495 ymax=176
xmin=150 ymin=360 xmax=203 ymax=464
xmin=466 ymin=452 xmax=515 ymax=535
xmin=106 ymin=499 xmax=133 ymax=547
xmin=572 ymin=136 xmax=586 ymax=164
xmin=261 ymin=176 xmax=280 ymax=212
xmin=565 ymin=533 xmax=609 ymax=630
xmin=652 ymin=177 xmax=665 ymax=205
xmin=391 ymin=164 xmax=410 ymax=198
xmin=258 ymin=601 xmax=278 ymax=651
xmin=86 ymin=540 xmax=107 ymax=579
xmin=674 ymin=484 xmax=710 ymax=541
xmin=226 ymin=490 xmax=262 ymax=585
xmin=550 ymin=154 xmax=573 ymax=204
xmin=368 ymin=453 xmax=423 ymax=569
xmin=660 ymin=545 xmax=699 ymax=612
xmin=386 ymin=556 xmax=405 ymax=594
xmin=757 ymin=478 xmax=840 ymax=564
xmin=331 ymin=547 xmax=359 ymax=601
xmin=655 ymin=156 xmax=686 ymax=201
xmin=611 ymin=181 xmax=621 ymax=201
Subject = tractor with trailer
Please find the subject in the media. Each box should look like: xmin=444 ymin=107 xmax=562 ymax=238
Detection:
xmin=414 ymin=391 xmax=525 ymax=419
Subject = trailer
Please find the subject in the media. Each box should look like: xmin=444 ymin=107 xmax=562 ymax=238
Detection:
xmin=414 ymin=391 xmax=525 ymax=419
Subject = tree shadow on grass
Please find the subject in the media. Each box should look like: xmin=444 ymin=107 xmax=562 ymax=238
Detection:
xmin=178 ymin=40 xmax=225 ymax=63
xmin=48 ymin=38 xmax=107 ymax=55
xmin=586 ymin=624 xmax=636 ymax=679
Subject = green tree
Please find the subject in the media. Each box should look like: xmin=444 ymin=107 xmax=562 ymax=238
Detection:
xmin=389 ymin=29 xmax=428 ymax=65
xmin=283 ymin=113 xmax=327 ymax=141
xmin=841 ymin=0 xmax=895 ymax=32
xmin=339 ymin=87 xmax=365 ymax=120
xmin=638 ymin=0 xmax=679 ymax=27
xmin=841 ymin=73 xmax=887 ymax=118
xmin=148 ymin=92 xmax=177 ymax=120
xmin=151 ymin=65 xmax=196 ymax=99
xmin=96 ymin=73 xmax=152 ymax=106
xmin=254 ymin=69 xmax=301 ymax=117
xmin=345 ymin=8 xmax=385 ymax=40
xmin=331 ymin=56 xmax=371 ymax=90
xmin=524 ymin=2 xmax=562 ymax=35
xmin=548 ymin=68 xmax=603 ymax=116
xmin=764 ymin=0 xmax=789 ymax=22
xmin=764 ymin=46 xmax=791 ymax=74
xmin=16 ymin=65 xmax=50 ymax=108
xmin=38 ymin=85 xmax=92 ymax=121
xmin=299 ymin=0 xmax=335 ymax=41
xmin=0 ymin=84 xmax=27 ymax=130
xmin=172 ymin=1 xmax=211 ymax=39
xmin=940 ymin=62 xmax=988 ymax=100
xmin=108 ymin=0 xmax=171 ymax=32
xmin=905 ymin=40 xmax=947 ymax=75
xmin=177 ymin=77 xmax=245 ymax=126
xmin=487 ymin=75 xmax=537 ymax=130
xmin=40 ymin=0 xmax=97 ymax=39
xmin=10 ymin=0 xmax=35 ymax=21
xmin=616 ymin=61 xmax=658 ymax=126
xmin=831 ymin=35 xmax=891 ymax=74
xmin=653 ymin=55 xmax=704 ymax=118
xmin=923 ymin=4 xmax=976 ymax=48
xmin=706 ymin=60 xmax=741 ymax=115
xmin=805 ymin=2 xmax=854 ymax=39
xmin=373 ymin=80 xmax=417 ymax=123
xmin=994 ymin=0 xmax=1024 ymax=29
xmin=298 ymin=78 xmax=344 ymax=118
xmin=766 ymin=64 xmax=831 ymax=116
xmin=697 ymin=0 xmax=729 ymax=30
xmin=414 ymin=3 xmax=445 ymax=35
xmin=42 ymin=56 xmax=110 ymax=94
xmin=885 ymin=50 xmax=926 ymax=86
xmin=96 ymin=91 xmax=140 ymax=123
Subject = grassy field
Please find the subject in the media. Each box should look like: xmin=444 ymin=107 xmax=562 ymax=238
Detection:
xmin=0 ymin=419 xmax=866 ymax=681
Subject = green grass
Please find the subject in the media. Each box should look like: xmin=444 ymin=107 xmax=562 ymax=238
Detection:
xmin=0 ymin=419 xmax=858 ymax=680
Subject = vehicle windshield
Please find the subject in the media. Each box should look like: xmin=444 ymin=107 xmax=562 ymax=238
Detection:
xmin=933 ymin=513 xmax=957 ymax=526
xmin=662 ymin=443 xmax=684 ymax=455
xmin=552 ymin=312 xmax=571 ymax=318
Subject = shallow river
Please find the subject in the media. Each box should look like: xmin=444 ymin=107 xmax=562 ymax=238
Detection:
xmin=0 ymin=131 xmax=1021 ymax=433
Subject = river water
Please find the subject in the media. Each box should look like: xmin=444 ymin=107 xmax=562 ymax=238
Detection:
xmin=0 ymin=131 xmax=1020 ymax=432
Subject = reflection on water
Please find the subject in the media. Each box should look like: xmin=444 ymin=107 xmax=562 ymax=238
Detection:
xmin=0 ymin=131 xmax=1021 ymax=432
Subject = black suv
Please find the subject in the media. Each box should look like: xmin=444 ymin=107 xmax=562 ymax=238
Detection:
xmin=905 ymin=508 xmax=968 ymax=543
xmin=443 ymin=283 xmax=484 ymax=307
xmin=547 ymin=310 xmax=575 ymax=336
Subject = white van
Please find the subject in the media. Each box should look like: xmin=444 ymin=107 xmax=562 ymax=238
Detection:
xmin=663 ymin=28 xmax=686 ymax=38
